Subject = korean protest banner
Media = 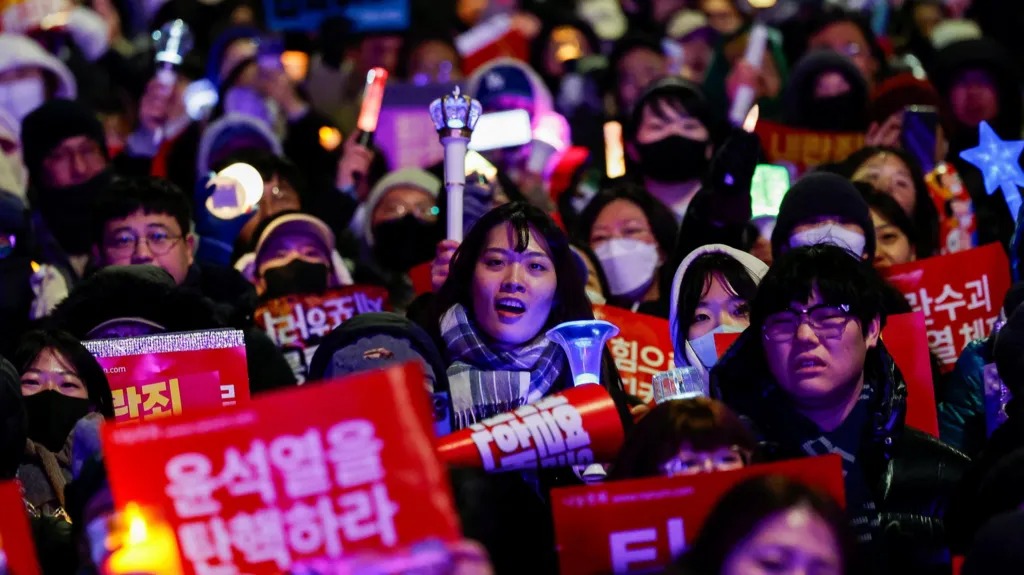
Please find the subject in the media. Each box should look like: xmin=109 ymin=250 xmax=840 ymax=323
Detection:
xmin=594 ymin=305 xmax=674 ymax=405
xmin=102 ymin=362 xmax=461 ymax=575
xmin=255 ymin=285 xmax=390 ymax=382
xmin=84 ymin=329 xmax=250 ymax=423
xmin=552 ymin=456 xmax=845 ymax=575
xmin=754 ymin=121 xmax=865 ymax=177
xmin=881 ymin=243 xmax=1011 ymax=372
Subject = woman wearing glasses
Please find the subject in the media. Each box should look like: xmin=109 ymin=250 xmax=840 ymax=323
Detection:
xmin=710 ymin=244 xmax=968 ymax=575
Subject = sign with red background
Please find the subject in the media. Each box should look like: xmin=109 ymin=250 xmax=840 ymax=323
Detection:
xmin=594 ymin=305 xmax=674 ymax=404
xmin=882 ymin=243 xmax=1011 ymax=372
xmin=883 ymin=312 xmax=939 ymax=436
xmin=0 ymin=481 xmax=39 ymax=575
xmin=754 ymin=121 xmax=865 ymax=177
xmin=552 ymin=456 xmax=846 ymax=575
xmin=102 ymin=363 xmax=460 ymax=575
xmin=84 ymin=330 xmax=250 ymax=423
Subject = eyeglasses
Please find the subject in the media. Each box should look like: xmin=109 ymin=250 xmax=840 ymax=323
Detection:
xmin=762 ymin=304 xmax=854 ymax=343
xmin=375 ymin=201 xmax=440 ymax=222
xmin=661 ymin=446 xmax=749 ymax=477
xmin=104 ymin=230 xmax=183 ymax=256
xmin=44 ymin=140 xmax=105 ymax=169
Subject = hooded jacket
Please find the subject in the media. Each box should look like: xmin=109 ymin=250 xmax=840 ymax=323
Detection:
xmin=783 ymin=50 xmax=870 ymax=133
xmin=668 ymin=244 xmax=768 ymax=381
xmin=0 ymin=34 xmax=77 ymax=119
xmin=712 ymin=332 xmax=970 ymax=575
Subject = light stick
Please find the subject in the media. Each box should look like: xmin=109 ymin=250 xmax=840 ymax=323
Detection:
xmin=151 ymin=20 xmax=194 ymax=146
xmin=728 ymin=0 xmax=776 ymax=127
xmin=356 ymin=67 xmax=389 ymax=146
xmin=429 ymin=87 xmax=483 ymax=242
xmin=959 ymin=121 xmax=1024 ymax=223
xmin=604 ymin=121 xmax=625 ymax=178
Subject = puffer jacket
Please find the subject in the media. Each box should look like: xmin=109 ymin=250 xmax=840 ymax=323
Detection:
xmin=938 ymin=338 xmax=992 ymax=456
xmin=711 ymin=331 xmax=970 ymax=575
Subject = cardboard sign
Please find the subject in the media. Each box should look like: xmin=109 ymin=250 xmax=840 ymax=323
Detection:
xmin=593 ymin=305 xmax=674 ymax=404
xmin=255 ymin=285 xmax=391 ymax=382
xmin=754 ymin=121 xmax=865 ymax=177
xmin=102 ymin=363 xmax=460 ymax=575
xmin=552 ymin=456 xmax=846 ymax=575
xmin=262 ymin=0 xmax=409 ymax=33
xmin=437 ymin=384 xmax=625 ymax=472
xmin=882 ymin=243 xmax=1011 ymax=372
xmin=0 ymin=0 xmax=69 ymax=33
xmin=0 ymin=481 xmax=39 ymax=575
xmin=883 ymin=313 xmax=939 ymax=437
xmin=84 ymin=330 xmax=250 ymax=423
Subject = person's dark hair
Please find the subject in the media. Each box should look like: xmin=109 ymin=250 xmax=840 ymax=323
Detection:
xmin=842 ymin=145 xmax=938 ymax=258
xmin=673 ymin=475 xmax=856 ymax=575
xmin=627 ymin=77 xmax=716 ymax=144
xmin=677 ymin=253 xmax=759 ymax=343
xmin=806 ymin=8 xmax=889 ymax=79
xmin=575 ymin=181 xmax=678 ymax=263
xmin=396 ymin=34 xmax=463 ymax=81
xmin=434 ymin=202 xmax=594 ymax=336
xmin=752 ymin=244 xmax=888 ymax=335
xmin=239 ymin=150 xmax=306 ymax=204
xmin=606 ymin=32 xmax=666 ymax=113
xmin=863 ymin=188 xmax=920 ymax=256
xmin=12 ymin=330 xmax=114 ymax=419
xmin=92 ymin=176 xmax=192 ymax=247
xmin=609 ymin=397 xmax=755 ymax=480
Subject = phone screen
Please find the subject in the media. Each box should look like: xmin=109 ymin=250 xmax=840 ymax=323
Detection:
xmin=465 ymin=150 xmax=498 ymax=181
xmin=901 ymin=106 xmax=939 ymax=174
xmin=751 ymin=164 xmax=791 ymax=218
xmin=468 ymin=110 xmax=533 ymax=152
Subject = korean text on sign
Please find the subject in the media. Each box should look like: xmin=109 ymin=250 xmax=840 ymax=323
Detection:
xmin=882 ymin=243 xmax=1010 ymax=372
xmin=594 ymin=306 xmax=674 ymax=404
xmin=102 ymin=363 xmax=460 ymax=575
xmin=257 ymin=286 xmax=389 ymax=348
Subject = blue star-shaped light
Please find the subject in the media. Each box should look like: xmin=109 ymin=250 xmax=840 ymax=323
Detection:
xmin=960 ymin=121 xmax=1024 ymax=219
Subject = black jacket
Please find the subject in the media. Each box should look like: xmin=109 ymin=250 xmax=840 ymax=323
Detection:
xmin=711 ymin=331 xmax=970 ymax=575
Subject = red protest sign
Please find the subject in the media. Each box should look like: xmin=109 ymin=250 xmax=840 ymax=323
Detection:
xmin=714 ymin=332 xmax=742 ymax=359
xmin=255 ymin=285 xmax=391 ymax=381
xmin=594 ymin=305 xmax=674 ymax=404
xmin=408 ymin=262 xmax=433 ymax=297
xmin=881 ymin=243 xmax=1011 ymax=372
xmin=84 ymin=329 xmax=250 ymax=423
xmin=0 ymin=481 xmax=39 ymax=575
xmin=455 ymin=14 xmax=529 ymax=75
xmin=754 ymin=121 xmax=865 ymax=176
xmin=883 ymin=313 xmax=939 ymax=437
xmin=552 ymin=456 xmax=846 ymax=575
xmin=102 ymin=362 xmax=460 ymax=575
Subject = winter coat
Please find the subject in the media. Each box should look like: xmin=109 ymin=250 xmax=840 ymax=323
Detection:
xmin=938 ymin=338 xmax=992 ymax=456
xmin=712 ymin=331 xmax=970 ymax=575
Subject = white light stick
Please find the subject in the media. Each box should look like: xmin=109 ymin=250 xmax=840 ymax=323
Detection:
xmin=429 ymin=87 xmax=482 ymax=242
xmin=728 ymin=21 xmax=768 ymax=127
xmin=604 ymin=121 xmax=626 ymax=178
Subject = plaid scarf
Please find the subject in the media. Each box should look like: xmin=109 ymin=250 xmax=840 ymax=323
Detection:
xmin=440 ymin=304 xmax=566 ymax=430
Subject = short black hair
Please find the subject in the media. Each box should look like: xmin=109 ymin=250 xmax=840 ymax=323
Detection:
xmin=13 ymin=329 xmax=114 ymax=419
xmin=627 ymin=76 xmax=715 ymax=144
xmin=752 ymin=244 xmax=889 ymax=335
xmin=607 ymin=32 xmax=666 ymax=111
xmin=92 ymin=176 xmax=192 ymax=247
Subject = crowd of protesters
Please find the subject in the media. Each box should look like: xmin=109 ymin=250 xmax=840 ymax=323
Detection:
xmin=2 ymin=0 xmax=1024 ymax=573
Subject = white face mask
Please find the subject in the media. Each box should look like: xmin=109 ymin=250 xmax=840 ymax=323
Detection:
xmin=689 ymin=324 xmax=746 ymax=369
xmin=594 ymin=237 xmax=660 ymax=297
xmin=789 ymin=224 xmax=866 ymax=257
xmin=0 ymin=76 xmax=46 ymax=123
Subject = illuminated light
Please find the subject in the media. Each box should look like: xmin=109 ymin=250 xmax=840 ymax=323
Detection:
xmin=748 ymin=0 xmax=777 ymax=7
xmin=604 ymin=121 xmax=625 ymax=179
xmin=319 ymin=126 xmax=342 ymax=151
xmin=356 ymin=67 xmax=389 ymax=134
xmin=743 ymin=104 xmax=760 ymax=133
xmin=205 ymin=162 xmax=265 ymax=220
xmin=959 ymin=121 xmax=1024 ymax=220
xmin=30 ymin=261 xmax=40 ymax=274
xmin=281 ymin=50 xmax=309 ymax=82
xmin=106 ymin=503 xmax=182 ymax=575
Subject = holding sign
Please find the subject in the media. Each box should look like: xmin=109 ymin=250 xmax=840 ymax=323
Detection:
xmin=102 ymin=363 xmax=460 ymax=575
xmin=882 ymin=243 xmax=1011 ymax=371
xmin=552 ymin=456 xmax=845 ymax=575
xmin=594 ymin=305 xmax=674 ymax=404
xmin=84 ymin=329 xmax=249 ymax=422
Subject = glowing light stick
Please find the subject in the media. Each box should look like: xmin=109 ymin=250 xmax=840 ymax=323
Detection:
xmin=959 ymin=121 xmax=1024 ymax=223
xmin=604 ymin=121 xmax=625 ymax=178
xmin=429 ymin=86 xmax=482 ymax=242
xmin=205 ymin=162 xmax=265 ymax=220
xmin=728 ymin=0 xmax=776 ymax=127
xmin=356 ymin=67 xmax=389 ymax=146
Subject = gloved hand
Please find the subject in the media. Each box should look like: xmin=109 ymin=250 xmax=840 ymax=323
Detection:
xmin=65 ymin=6 xmax=111 ymax=61
xmin=29 ymin=263 xmax=69 ymax=320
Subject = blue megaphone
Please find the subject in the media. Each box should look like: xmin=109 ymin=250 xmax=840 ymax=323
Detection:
xmin=546 ymin=320 xmax=620 ymax=387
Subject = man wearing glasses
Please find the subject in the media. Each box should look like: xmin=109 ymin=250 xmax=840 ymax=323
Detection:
xmin=711 ymin=244 xmax=967 ymax=575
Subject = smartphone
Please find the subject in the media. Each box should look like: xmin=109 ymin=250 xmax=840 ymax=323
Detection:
xmin=901 ymin=105 xmax=940 ymax=174
xmin=468 ymin=109 xmax=533 ymax=152
xmin=751 ymin=163 xmax=791 ymax=218
xmin=465 ymin=150 xmax=499 ymax=181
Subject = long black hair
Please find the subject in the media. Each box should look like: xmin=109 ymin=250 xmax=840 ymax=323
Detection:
xmin=434 ymin=202 xmax=595 ymax=335
xmin=671 ymin=475 xmax=857 ymax=575
xmin=13 ymin=330 xmax=114 ymax=419
xmin=676 ymin=252 xmax=759 ymax=345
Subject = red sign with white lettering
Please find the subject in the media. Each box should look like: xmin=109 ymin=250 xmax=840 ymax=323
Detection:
xmin=102 ymin=363 xmax=460 ymax=575
xmin=882 ymin=243 xmax=1011 ymax=373
xmin=84 ymin=329 xmax=250 ymax=423
xmin=552 ymin=456 xmax=846 ymax=575
xmin=594 ymin=305 xmax=674 ymax=404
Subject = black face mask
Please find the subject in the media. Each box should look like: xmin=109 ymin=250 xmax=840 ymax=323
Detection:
xmin=803 ymin=93 xmax=867 ymax=132
xmin=24 ymin=391 xmax=91 ymax=453
xmin=636 ymin=135 xmax=710 ymax=183
xmin=34 ymin=168 xmax=112 ymax=255
xmin=372 ymin=215 xmax=441 ymax=272
xmin=262 ymin=259 xmax=330 ymax=300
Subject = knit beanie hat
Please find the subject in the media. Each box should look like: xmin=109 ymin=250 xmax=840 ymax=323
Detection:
xmin=771 ymin=172 xmax=875 ymax=259
xmin=362 ymin=168 xmax=441 ymax=246
xmin=21 ymin=99 xmax=107 ymax=184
